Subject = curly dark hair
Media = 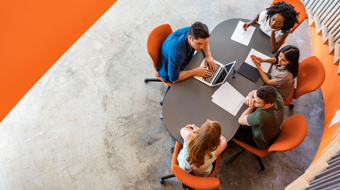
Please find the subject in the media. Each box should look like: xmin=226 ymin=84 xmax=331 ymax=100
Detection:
xmin=188 ymin=21 xmax=210 ymax=40
xmin=266 ymin=1 xmax=300 ymax=33
xmin=274 ymin=45 xmax=300 ymax=78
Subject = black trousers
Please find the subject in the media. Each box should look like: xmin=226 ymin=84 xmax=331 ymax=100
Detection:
xmin=233 ymin=125 xmax=258 ymax=148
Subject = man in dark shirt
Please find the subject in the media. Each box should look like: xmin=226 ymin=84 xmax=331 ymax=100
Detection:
xmin=156 ymin=22 xmax=216 ymax=83
xmin=234 ymin=85 xmax=284 ymax=149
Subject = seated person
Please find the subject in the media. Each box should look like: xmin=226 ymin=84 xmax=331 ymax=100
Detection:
xmin=250 ymin=45 xmax=300 ymax=99
xmin=156 ymin=22 xmax=216 ymax=83
xmin=243 ymin=1 xmax=299 ymax=53
xmin=177 ymin=120 xmax=227 ymax=177
xmin=233 ymin=86 xmax=284 ymax=149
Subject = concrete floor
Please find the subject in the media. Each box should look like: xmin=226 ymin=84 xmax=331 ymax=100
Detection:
xmin=0 ymin=0 xmax=324 ymax=189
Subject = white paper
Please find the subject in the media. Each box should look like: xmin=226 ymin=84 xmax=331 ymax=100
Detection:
xmin=329 ymin=110 xmax=340 ymax=127
xmin=245 ymin=48 xmax=272 ymax=73
xmin=231 ymin=21 xmax=256 ymax=46
xmin=211 ymin=82 xmax=245 ymax=116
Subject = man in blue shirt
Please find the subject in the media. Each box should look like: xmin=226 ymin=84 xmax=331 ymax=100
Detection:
xmin=156 ymin=22 xmax=216 ymax=83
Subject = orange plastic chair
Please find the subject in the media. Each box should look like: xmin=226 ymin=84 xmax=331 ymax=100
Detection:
xmin=270 ymin=0 xmax=307 ymax=33
xmin=144 ymin=24 xmax=173 ymax=87
xmin=160 ymin=142 xmax=221 ymax=190
xmin=226 ymin=115 xmax=307 ymax=173
xmin=283 ymin=56 xmax=326 ymax=108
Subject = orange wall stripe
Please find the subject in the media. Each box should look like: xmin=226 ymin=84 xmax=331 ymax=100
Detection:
xmin=0 ymin=0 xmax=117 ymax=122
xmin=309 ymin=25 xmax=340 ymax=166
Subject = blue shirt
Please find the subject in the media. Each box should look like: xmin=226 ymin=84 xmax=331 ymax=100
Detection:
xmin=156 ymin=27 xmax=195 ymax=83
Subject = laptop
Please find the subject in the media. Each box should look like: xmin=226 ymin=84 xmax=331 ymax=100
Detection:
xmin=194 ymin=59 xmax=236 ymax=87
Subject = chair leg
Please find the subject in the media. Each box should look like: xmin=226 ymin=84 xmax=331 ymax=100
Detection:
xmin=182 ymin=183 xmax=194 ymax=190
xmin=254 ymin=155 xmax=265 ymax=173
xmin=144 ymin=78 xmax=161 ymax=83
xmin=160 ymin=174 xmax=175 ymax=184
xmin=226 ymin=148 xmax=245 ymax=165
xmin=289 ymin=104 xmax=294 ymax=109
xmin=159 ymin=86 xmax=171 ymax=106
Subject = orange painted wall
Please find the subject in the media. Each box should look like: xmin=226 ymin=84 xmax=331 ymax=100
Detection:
xmin=0 ymin=0 xmax=117 ymax=122
xmin=309 ymin=25 xmax=340 ymax=165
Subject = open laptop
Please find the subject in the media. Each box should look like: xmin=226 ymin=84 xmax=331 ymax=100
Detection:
xmin=194 ymin=59 xmax=236 ymax=87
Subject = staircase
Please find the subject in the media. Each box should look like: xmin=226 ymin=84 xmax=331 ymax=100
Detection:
xmin=303 ymin=0 xmax=340 ymax=74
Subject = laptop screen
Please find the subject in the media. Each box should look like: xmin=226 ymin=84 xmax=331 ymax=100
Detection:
xmin=213 ymin=61 xmax=235 ymax=85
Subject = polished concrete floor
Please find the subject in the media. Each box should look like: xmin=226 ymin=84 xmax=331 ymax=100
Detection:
xmin=0 ymin=0 xmax=324 ymax=189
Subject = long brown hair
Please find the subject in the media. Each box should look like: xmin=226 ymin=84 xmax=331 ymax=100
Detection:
xmin=187 ymin=121 xmax=222 ymax=168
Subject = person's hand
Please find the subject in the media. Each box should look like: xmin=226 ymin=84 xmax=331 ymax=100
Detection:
xmin=196 ymin=66 xmax=212 ymax=77
xmin=271 ymin=28 xmax=281 ymax=33
xmin=243 ymin=23 xmax=250 ymax=31
xmin=220 ymin=135 xmax=226 ymax=141
xmin=250 ymin=54 xmax=261 ymax=67
xmin=185 ymin=124 xmax=199 ymax=133
xmin=245 ymin=96 xmax=255 ymax=107
xmin=205 ymin=56 xmax=216 ymax=71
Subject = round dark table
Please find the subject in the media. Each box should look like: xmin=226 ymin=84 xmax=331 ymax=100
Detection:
xmin=163 ymin=18 xmax=275 ymax=143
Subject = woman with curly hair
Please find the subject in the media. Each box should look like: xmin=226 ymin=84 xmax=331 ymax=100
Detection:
xmin=177 ymin=120 xmax=227 ymax=177
xmin=243 ymin=1 xmax=300 ymax=53
xmin=250 ymin=45 xmax=300 ymax=99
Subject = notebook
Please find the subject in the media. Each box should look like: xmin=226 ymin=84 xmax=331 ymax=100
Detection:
xmin=194 ymin=59 xmax=236 ymax=87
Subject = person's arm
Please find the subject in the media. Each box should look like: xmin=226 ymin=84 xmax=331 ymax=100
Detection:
xmin=250 ymin=55 xmax=276 ymax=86
xmin=239 ymin=90 xmax=256 ymax=126
xmin=270 ymin=29 xmax=289 ymax=53
xmin=203 ymin=39 xmax=216 ymax=71
xmin=243 ymin=14 xmax=260 ymax=30
xmin=238 ymin=106 xmax=256 ymax=126
xmin=169 ymin=53 xmax=212 ymax=82
xmin=174 ymin=67 xmax=212 ymax=82
xmin=215 ymin=135 xmax=227 ymax=157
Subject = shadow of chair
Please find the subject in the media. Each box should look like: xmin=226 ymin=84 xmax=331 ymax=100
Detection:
xmin=284 ymin=56 xmax=326 ymax=108
xmin=270 ymin=0 xmax=307 ymax=33
xmin=144 ymin=24 xmax=173 ymax=106
xmin=160 ymin=142 xmax=221 ymax=190
xmin=226 ymin=115 xmax=308 ymax=173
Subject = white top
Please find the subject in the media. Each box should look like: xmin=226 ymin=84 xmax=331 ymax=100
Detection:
xmin=177 ymin=145 xmax=217 ymax=177
xmin=258 ymin=11 xmax=284 ymax=38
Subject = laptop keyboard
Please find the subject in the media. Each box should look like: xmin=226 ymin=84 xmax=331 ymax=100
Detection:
xmin=203 ymin=64 xmax=221 ymax=83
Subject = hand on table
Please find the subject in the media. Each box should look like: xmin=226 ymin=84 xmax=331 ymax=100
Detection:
xmin=205 ymin=56 xmax=216 ymax=71
xmin=243 ymin=23 xmax=251 ymax=31
xmin=196 ymin=66 xmax=212 ymax=77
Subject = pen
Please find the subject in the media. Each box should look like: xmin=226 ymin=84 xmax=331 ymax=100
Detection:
xmin=243 ymin=29 xmax=246 ymax=34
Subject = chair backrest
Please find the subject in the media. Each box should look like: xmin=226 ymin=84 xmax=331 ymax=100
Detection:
xmin=147 ymin=24 xmax=173 ymax=68
xmin=295 ymin=56 xmax=325 ymax=99
xmin=270 ymin=0 xmax=307 ymax=33
xmin=171 ymin=142 xmax=220 ymax=190
xmin=269 ymin=115 xmax=307 ymax=152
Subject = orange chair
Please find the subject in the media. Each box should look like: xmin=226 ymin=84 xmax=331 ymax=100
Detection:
xmin=284 ymin=56 xmax=326 ymax=108
xmin=144 ymin=24 xmax=173 ymax=105
xmin=270 ymin=0 xmax=307 ymax=33
xmin=226 ymin=115 xmax=308 ymax=173
xmin=160 ymin=142 xmax=221 ymax=190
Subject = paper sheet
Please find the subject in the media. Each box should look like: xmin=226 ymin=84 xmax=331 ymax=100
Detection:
xmin=231 ymin=21 xmax=256 ymax=46
xmin=211 ymin=82 xmax=245 ymax=116
xmin=245 ymin=48 xmax=272 ymax=73
xmin=329 ymin=110 xmax=340 ymax=127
